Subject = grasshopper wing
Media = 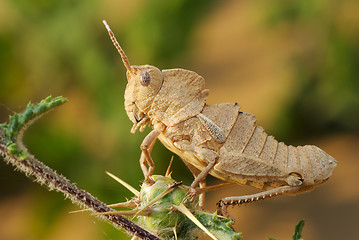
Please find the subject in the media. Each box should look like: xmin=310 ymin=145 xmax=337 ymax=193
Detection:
xmin=216 ymin=112 xmax=290 ymax=179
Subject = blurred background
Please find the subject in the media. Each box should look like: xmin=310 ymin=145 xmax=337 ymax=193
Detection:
xmin=0 ymin=0 xmax=358 ymax=239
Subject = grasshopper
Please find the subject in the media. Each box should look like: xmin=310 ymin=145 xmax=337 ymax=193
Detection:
xmin=103 ymin=21 xmax=337 ymax=216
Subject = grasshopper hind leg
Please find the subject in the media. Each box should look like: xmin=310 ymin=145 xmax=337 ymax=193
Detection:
xmin=217 ymin=185 xmax=301 ymax=220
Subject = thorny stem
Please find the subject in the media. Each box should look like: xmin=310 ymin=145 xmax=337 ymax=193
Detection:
xmin=0 ymin=96 xmax=160 ymax=240
xmin=0 ymin=141 xmax=159 ymax=240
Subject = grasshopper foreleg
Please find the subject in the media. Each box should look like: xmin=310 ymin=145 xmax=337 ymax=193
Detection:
xmin=140 ymin=129 xmax=161 ymax=181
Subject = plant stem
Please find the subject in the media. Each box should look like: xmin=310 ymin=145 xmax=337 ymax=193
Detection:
xmin=0 ymin=141 xmax=160 ymax=240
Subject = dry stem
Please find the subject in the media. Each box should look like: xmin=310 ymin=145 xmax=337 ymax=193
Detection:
xmin=0 ymin=140 xmax=160 ymax=240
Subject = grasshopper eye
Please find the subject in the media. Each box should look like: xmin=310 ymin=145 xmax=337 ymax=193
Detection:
xmin=140 ymin=71 xmax=151 ymax=86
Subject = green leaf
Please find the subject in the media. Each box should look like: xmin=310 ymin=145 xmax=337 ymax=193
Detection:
xmin=292 ymin=220 xmax=305 ymax=240
xmin=0 ymin=96 xmax=67 ymax=159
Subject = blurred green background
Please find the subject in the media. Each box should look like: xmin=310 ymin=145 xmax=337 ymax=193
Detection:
xmin=1 ymin=0 xmax=358 ymax=239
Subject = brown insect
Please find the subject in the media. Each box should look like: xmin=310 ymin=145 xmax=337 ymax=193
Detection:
xmin=103 ymin=21 xmax=337 ymax=217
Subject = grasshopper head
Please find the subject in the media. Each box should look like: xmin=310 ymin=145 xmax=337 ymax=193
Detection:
xmin=103 ymin=21 xmax=164 ymax=132
xmin=124 ymin=65 xmax=163 ymax=128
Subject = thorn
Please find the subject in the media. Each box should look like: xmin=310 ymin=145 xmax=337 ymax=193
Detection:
xmin=108 ymin=200 xmax=137 ymax=209
xmin=106 ymin=171 xmax=139 ymax=197
xmin=174 ymin=203 xmax=218 ymax=240
xmin=165 ymin=156 xmax=174 ymax=177
xmin=131 ymin=235 xmax=139 ymax=240
xmin=173 ymin=226 xmax=178 ymax=240
xmin=69 ymin=208 xmax=92 ymax=214
xmin=94 ymin=209 xmax=151 ymax=217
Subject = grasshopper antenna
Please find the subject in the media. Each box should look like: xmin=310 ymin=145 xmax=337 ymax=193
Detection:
xmin=103 ymin=20 xmax=133 ymax=73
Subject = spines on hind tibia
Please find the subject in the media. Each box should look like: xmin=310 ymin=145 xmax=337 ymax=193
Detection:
xmin=216 ymin=185 xmax=299 ymax=219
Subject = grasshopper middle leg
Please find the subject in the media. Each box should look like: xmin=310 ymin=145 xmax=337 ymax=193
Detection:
xmin=174 ymin=141 xmax=219 ymax=204
xmin=182 ymin=161 xmax=207 ymax=209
